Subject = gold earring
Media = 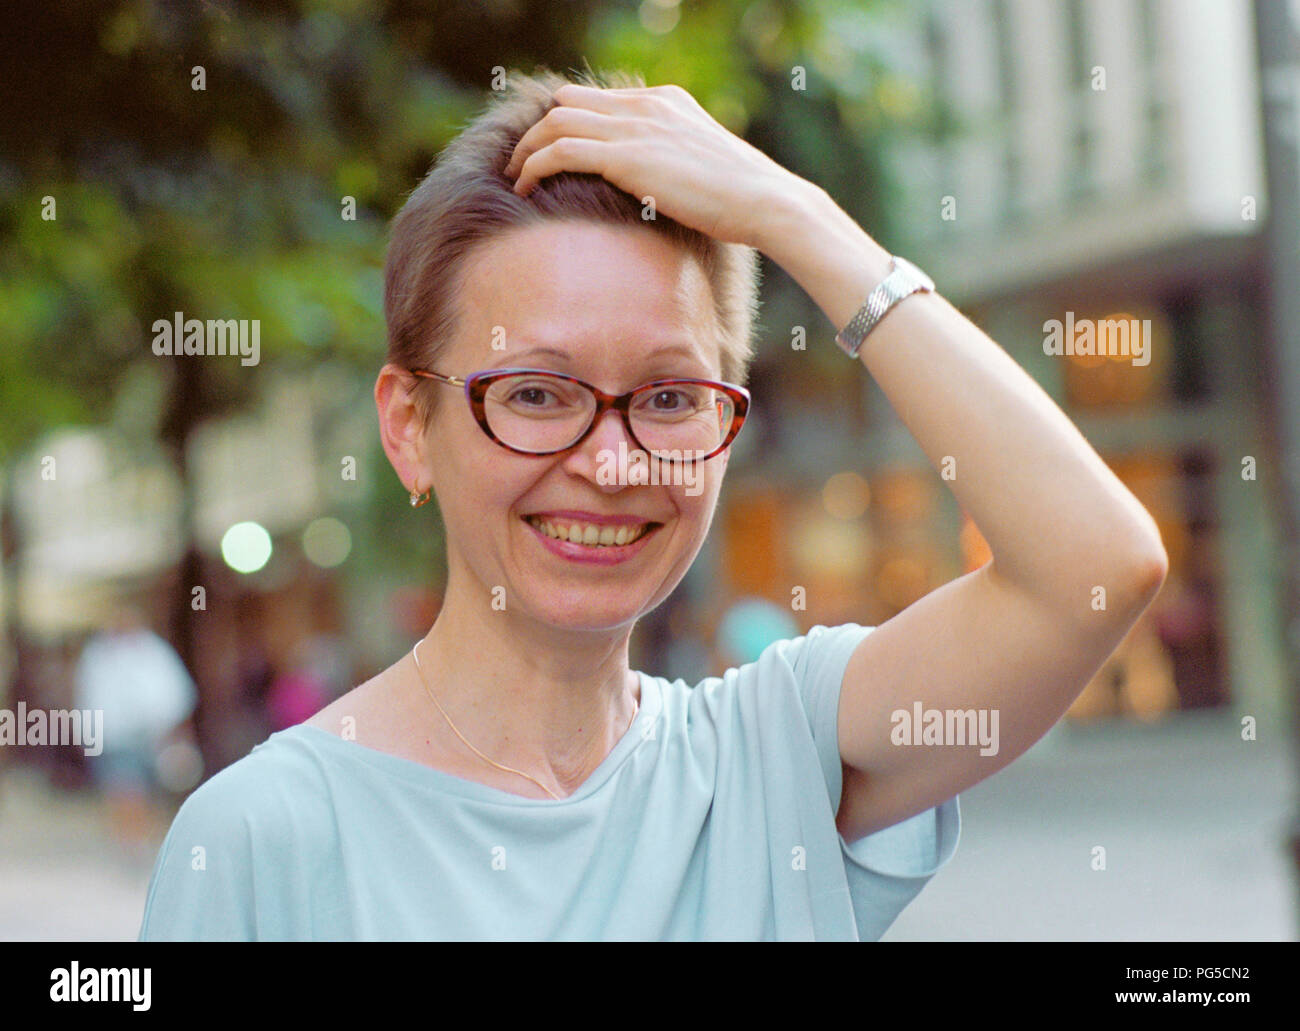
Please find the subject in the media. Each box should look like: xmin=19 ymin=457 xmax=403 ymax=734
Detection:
xmin=409 ymin=486 xmax=431 ymax=508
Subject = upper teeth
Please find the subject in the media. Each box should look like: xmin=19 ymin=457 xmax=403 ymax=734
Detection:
xmin=528 ymin=517 xmax=650 ymax=546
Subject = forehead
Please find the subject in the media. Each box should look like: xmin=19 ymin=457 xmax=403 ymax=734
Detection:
xmin=451 ymin=220 xmax=721 ymax=374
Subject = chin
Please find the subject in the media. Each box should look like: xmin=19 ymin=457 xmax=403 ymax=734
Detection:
xmin=526 ymin=593 xmax=648 ymax=633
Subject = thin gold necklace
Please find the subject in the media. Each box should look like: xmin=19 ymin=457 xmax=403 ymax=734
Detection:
xmin=410 ymin=640 xmax=639 ymax=801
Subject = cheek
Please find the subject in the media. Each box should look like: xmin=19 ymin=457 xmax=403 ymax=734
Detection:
xmin=431 ymin=451 xmax=515 ymax=532
xmin=674 ymin=474 xmax=723 ymax=529
xmin=466 ymin=466 xmax=536 ymax=518
xmin=429 ymin=409 xmax=528 ymax=509
xmin=439 ymin=471 xmax=533 ymax=570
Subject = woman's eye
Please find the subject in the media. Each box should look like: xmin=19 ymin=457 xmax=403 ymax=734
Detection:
xmin=649 ymin=390 xmax=687 ymax=410
xmin=509 ymin=385 xmax=558 ymax=407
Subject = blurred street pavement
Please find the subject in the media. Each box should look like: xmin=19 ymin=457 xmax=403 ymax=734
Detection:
xmin=0 ymin=764 xmax=163 ymax=941
xmin=0 ymin=710 xmax=1293 ymax=940
xmin=885 ymin=710 xmax=1296 ymax=941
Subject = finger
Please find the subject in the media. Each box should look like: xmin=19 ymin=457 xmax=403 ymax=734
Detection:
xmin=512 ymin=136 xmax=611 ymax=196
xmin=551 ymin=82 xmax=650 ymax=113
xmin=504 ymin=105 xmax=613 ymax=180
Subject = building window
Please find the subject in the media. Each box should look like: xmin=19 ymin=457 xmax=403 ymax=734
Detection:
xmin=991 ymin=0 xmax=1023 ymax=224
xmin=1063 ymin=0 xmax=1095 ymax=202
xmin=1137 ymin=0 xmax=1170 ymax=186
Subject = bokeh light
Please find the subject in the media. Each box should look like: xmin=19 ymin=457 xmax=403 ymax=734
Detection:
xmin=302 ymin=516 xmax=352 ymax=568
xmin=822 ymin=471 xmax=871 ymax=520
xmin=220 ymin=521 xmax=273 ymax=574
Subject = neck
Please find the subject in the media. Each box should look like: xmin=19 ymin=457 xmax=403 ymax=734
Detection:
xmin=412 ymin=584 xmax=641 ymax=797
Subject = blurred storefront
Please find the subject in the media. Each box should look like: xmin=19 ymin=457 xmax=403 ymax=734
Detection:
xmin=706 ymin=286 xmax=1281 ymax=723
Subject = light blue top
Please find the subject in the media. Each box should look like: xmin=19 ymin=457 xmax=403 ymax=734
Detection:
xmin=138 ymin=622 xmax=960 ymax=941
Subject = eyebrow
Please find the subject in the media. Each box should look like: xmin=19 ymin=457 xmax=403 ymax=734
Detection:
xmin=509 ymin=344 xmax=705 ymax=365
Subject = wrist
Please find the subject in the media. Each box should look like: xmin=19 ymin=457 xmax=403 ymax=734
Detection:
xmin=756 ymin=181 xmax=895 ymax=333
xmin=750 ymin=177 xmax=829 ymax=259
xmin=834 ymin=255 xmax=936 ymax=360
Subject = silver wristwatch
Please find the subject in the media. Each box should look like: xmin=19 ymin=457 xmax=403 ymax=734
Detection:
xmin=834 ymin=255 xmax=935 ymax=359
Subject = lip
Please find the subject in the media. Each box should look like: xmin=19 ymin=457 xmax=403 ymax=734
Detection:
xmin=522 ymin=515 xmax=661 ymax=565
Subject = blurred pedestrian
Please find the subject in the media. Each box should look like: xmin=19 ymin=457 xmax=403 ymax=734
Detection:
xmin=73 ymin=604 xmax=198 ymax=861
xmin=265 ymin=642 xmax=330 ymax=731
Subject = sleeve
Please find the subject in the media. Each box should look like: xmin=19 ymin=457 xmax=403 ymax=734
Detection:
xmin=778 ymin=622 xmax=875 ymax=808
xmin=138 ymin=772 xmax=260 ymax=941
xmin=138 ymin=747 xmax=313 ymax=941
xmin=774 ymin=622 xmax=962 ymax=939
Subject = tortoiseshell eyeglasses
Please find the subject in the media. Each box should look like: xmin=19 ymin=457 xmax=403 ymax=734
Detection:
xmin=407 ymin=367 xmax=750 ymax=463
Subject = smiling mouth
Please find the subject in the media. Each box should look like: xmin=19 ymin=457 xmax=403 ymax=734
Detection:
xmin=524 ymin=515 xmax=660 ymax=548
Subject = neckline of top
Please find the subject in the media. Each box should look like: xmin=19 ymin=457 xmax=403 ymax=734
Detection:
xmin=277 ymin=669 xmax=662 ymax=806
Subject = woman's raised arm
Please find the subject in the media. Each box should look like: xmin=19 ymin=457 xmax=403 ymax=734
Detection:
xmin=506 ymin=81 xmax=1168 ymax=841
xmin=755 ymin=183 xmax=1166 ymax=838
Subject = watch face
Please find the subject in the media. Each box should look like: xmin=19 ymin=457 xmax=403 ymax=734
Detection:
xmin=895 ymin=257 xmax=934 ymax=291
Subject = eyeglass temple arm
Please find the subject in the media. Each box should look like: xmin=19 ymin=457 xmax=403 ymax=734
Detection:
xmin=408 ymin=370 xmax=466 ymax=387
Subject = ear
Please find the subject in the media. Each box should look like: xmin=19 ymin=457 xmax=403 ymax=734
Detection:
xmin=375 ymin=364 xmax=431 ymax=495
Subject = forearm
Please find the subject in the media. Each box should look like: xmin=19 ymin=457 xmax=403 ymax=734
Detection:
xmin=757 ymin=182 xmax=1167 ymax=619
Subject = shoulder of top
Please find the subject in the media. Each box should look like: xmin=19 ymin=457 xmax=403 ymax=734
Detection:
xmin=171 ymin=729 xmax=333 ymax=831
xmin=717 ymin=624 xmax=873 ymax=681
xmin=772 ymin=623 xmax=873 ymax=657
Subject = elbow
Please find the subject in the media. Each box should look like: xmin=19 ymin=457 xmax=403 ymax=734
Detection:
xmin=1115 ymin=528 xmax=1169 ymax=615
xmin=1133 ymin=547 xmax=1169 ymax=604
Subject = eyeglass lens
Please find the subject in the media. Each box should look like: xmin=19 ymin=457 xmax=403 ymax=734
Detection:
xmin=482 ymin=373 xmax=735 ymax=456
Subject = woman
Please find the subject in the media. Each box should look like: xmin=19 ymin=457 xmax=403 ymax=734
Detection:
xmin=139 ymin=68 xmax=1167 ymax=941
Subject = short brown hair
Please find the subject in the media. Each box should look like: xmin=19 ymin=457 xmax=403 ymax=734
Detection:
xmin=383 ymin=67 xmax=761 ymax=427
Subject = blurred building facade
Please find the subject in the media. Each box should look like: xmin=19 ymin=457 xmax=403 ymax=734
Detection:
xmin=694 ymin=0 xmax=1287 ymax=724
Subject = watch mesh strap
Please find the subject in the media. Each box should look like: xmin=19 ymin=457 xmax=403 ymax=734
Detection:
xmin=837 ymin=287 xmax=895 ymax=356
xmin=835 ymin=256 xmax=932 ymax=359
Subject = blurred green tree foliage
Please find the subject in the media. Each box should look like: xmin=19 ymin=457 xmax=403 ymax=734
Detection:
xmin=0 ymin=0 xmax=915 ymax=677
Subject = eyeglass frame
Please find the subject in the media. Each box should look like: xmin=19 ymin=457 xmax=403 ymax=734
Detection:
xmin=405 ymin=366 xmax=751 ymax=463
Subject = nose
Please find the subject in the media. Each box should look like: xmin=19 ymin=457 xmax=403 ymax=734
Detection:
xmin=561 ymin=407 xmax=639 ymax=486
xmin=590 ymin=405 xmax=639 ymax=450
